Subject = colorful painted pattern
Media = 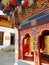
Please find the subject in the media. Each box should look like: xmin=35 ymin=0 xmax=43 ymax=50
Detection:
xmin=20 ymin=22 xmax=49 ymax=39
xmin=19 ymin=22 xmax=49 ymax=53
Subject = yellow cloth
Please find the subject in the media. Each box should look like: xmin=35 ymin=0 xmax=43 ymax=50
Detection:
xmin=1 ymin=0 xmax=9 ymax=6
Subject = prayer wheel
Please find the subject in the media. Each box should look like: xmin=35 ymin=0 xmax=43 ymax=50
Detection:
xmin=44 ymin=35 xmax=49 ymax=55
xmin=27 ymin=36 xmax=34 ymax=52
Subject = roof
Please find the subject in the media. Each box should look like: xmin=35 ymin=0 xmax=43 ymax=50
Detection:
xmin=0 ymin=0 xmax=49 ymax=25
xmin=0 ymin=15 xmax=7 ymax=20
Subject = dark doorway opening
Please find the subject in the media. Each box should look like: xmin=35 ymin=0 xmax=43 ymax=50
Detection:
xmin=11 ymin=33 xmax=15 ymax=45
xmin=0 ymin=32 xmax=4 ymax=45
xmin=38 ymin=30 xmax=49 ymax=64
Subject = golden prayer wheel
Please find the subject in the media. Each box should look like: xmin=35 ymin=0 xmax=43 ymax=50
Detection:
xmin=27 ymin=36 xmax=34 ymax=52
xmin=44 ymin=35 xmax=49 ymax=55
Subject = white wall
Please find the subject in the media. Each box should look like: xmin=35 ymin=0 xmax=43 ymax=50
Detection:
xmin=0 ymin=26 xmax=15 ymax=49
xmin=3 ymin=32 xmax=11 ymax=46
xmin=0 ymin=26 xmax=15 ymax=33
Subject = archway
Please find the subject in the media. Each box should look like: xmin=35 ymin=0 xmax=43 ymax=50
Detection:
xmin=38 ymin=30 xmax=49 ymax=64
xmin=22 ymin=33 xmax=34 ymax=61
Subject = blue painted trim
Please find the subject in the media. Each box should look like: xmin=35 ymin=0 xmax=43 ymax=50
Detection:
xmin=36 ymin=14 xmax=49 ymax=24
xmin=21 ymin=22 xmax=31 ymax=29
xmin=19 ymin=14 xmax=49 ymax=30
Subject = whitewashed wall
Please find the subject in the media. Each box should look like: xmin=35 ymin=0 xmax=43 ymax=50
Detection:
xmin=3 ymin=32 xmax=11 ymax=46
xmin=0 ymin=26 xmax=15 ymax=49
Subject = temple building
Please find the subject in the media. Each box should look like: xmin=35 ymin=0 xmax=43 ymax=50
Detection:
xmin=0 ymin=15 xmax=15 ymax=49
xmin=0 ymin=0 xmax=49 ymax=65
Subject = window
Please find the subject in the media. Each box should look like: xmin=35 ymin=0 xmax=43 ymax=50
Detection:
xmin=0 ymin=32 xmax=4 ymax=45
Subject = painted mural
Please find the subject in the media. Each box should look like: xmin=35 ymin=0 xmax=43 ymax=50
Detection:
xmin=19 ymin=22 xmax=49 ymax=64
xmin=20 ymin=22 xmax=49 ymax=41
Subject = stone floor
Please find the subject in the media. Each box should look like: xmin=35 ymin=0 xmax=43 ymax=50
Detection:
xmin=0 ymin=46 xmax=15 ymax=65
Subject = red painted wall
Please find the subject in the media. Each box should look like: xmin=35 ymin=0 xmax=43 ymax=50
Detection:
xmin=19 ymin=22 xmax=49 ymax=59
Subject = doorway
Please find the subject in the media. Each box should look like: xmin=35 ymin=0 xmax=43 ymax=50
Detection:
xmin=0 ymin=32 xmax=4 ymax=45
xmin=11 ymin=33 xmax=15 ymax=45
xmin=22 ymin=33 xmax=34 ymax=61
xmin=38 ymin=30 xmax=49 ymax=64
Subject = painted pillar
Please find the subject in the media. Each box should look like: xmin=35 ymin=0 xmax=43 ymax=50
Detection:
xmin=44 ymin=35 xmax=49 ymax=55
xmin=22 ymin=37 xmax=25 ymax=60
xmin=14 ymin=27 xmax=18 ymax=65
xmin=34 ymin=41 xmax=41 ymax=65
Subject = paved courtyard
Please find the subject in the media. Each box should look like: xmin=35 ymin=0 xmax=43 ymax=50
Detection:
xmin=0 ymin=46 xmax=15 ymax=65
